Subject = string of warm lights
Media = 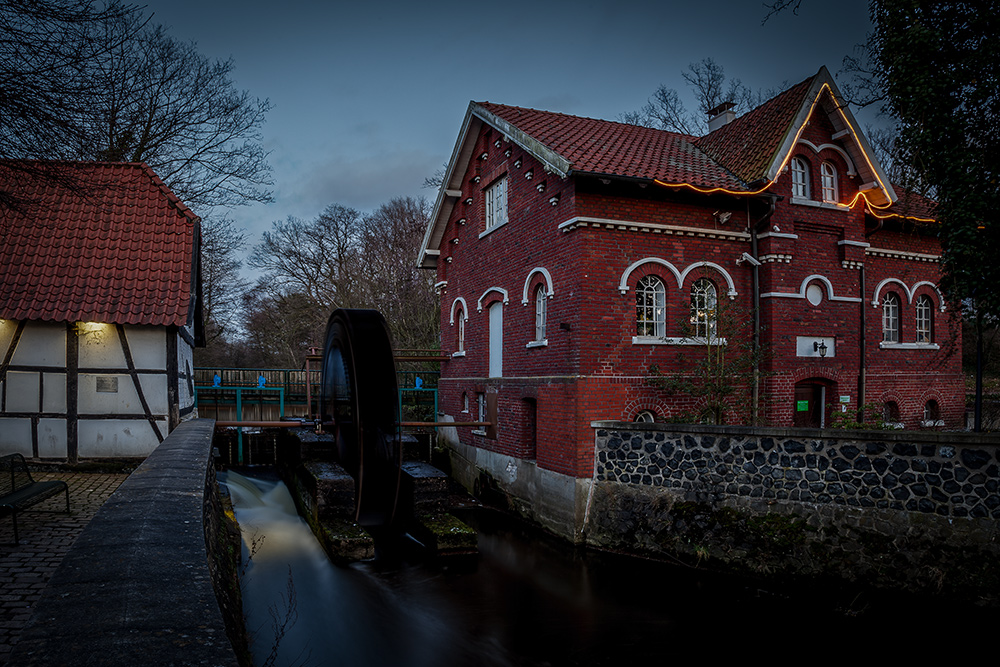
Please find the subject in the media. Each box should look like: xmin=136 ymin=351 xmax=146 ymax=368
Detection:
xmin=652 ymin=82 xmax=937 ymax=224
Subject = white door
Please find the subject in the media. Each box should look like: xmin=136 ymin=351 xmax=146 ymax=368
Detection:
xmin=488 ymin=302 xmax=503 ymax=377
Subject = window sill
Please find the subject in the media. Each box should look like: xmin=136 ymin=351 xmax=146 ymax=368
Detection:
xmin=525 ymin=339 xmax=548 ymax=348
xmin=632 ymin=336 xmax=727 ymax=346
xmin=471 ymin=429 xmax=487 ymax=436
xmin=451 ymin=351 xmax=466 ymax=357
xmin=879 ymin=342 xmax=940 ymax=350
xmin=790 ymin=196 xmax=849 ymax=211
xmin=478 ymin=219 xmax=509 ymax=239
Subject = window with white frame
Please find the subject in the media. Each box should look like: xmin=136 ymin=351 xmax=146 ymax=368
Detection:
xmin=923 ymin=399 xmax=941 ymax=425
xmin=821 ymin=162 xmax=838 ymax=202
xmin=456 ymin=308 xmax=465 ymax=352
xmin=485 ymin=175 xmax=508 ymax=231
xmin=690 ymin=278 xmax=718 ymax=339
xmin=636 ymin=275 xmax=666 ymax=337
xmin=882 ymin=293 xmax=900 ymax=343
xmin=534 ymin=284 xmax=547 ymax=342
xmin=477 ymin=393 xmax=486 ymax=422
xmin=791 ymin=157 xmax=810 ymax=198
xmin=915 ymin=295 xmax=932 ymax=343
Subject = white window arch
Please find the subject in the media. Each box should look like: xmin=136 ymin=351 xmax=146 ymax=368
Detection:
xmin=635 ymin=410 xmax=656 ymax=423
xmin=882 ymin=293 xmax=900 ymax=343
xmin=636 ymin=275 xmax=666 ymax=337
xmin=821 ymin=161 xmax=838 ymax=202
xmin=690 ymin=278 xmax=718 ymax=339
xmin=791 ymin=157 xmax=810 ymax=198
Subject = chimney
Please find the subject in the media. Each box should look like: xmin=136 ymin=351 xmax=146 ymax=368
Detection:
xmin=706 ymin=101 xmax=737 ymax=133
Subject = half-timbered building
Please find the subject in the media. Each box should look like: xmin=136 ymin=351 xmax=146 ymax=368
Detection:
xmin=0 ymin=162 xmax=203 ymax=460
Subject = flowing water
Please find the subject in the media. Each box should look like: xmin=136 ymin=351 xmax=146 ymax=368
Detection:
xmin=220 ymin=470 xmax=998 ymax=666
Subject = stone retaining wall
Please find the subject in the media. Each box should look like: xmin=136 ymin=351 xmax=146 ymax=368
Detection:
xmin=586 ymin=422 xmax=1000 ymax=603
xmin=9 ymin=419 xmax=242 ymax=666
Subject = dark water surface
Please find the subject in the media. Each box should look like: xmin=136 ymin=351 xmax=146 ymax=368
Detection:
xmin=220 ymin=471 xmax=997 ymax=666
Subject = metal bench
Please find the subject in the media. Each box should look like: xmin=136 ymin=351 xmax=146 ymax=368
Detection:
xmin=0 ymin=453 xmax=70 ymax=545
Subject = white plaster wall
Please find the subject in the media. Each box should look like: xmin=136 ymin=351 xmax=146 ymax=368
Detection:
xmin=6 ymin=371 xmax=39 ymax=412
xmin=78 ymin=374 xmax=141 ymax=414
xmin=126 ymin=327 xmax=166 ymax=369
xmin=11 ymin=322 xmax=65 ymax=367
xmin=79 ymin=419 xmax=165 ymax=456
xmin=0 ymin=418 xmax=32 ymax=456
xmin=42 ymin=372 xmax=66 ymax=413
xmin=139 ymin=374 xmax=169 ymax=414
xmin=78 ymin=323 xmax=126 ymax=368
xmin=37 ymin=419 xmax=67 ymax=458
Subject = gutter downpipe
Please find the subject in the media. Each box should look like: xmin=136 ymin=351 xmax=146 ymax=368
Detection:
xmin=749 ymin=193 xmax=778 ymax=424
xmin=858 ymin=264 xmax=867 ymax=423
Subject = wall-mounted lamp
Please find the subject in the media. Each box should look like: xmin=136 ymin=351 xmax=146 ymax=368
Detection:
xmin=465 ymin=197 xmax=473 ymax=205
xmin=472 ymin=176 xmax=481 ymax=184
xmin=494 ymin=140 xmax=502 ymax=148
xmin=505 ymin=149 xmax=511 ymax=157
xmin=525 ymin=170 xmax=533 ymax=180
xmin=514 ymin=158 xmax=522 ymax=168
xmin=451 ymin=238 xmax=460 ymax=244
xmin=549 ymin=194 xmax=560 ymax=206
xmin=536 ymin=182 xmax=546 ymax=192
xmin=714 ymin=210 xmax=732 ymax=224
xmin=480 ymin=152 xmax=488 ymax=160
xmin=458 ymin=218 xmax=466 ymax=225
xmin=814 ymin=341 xmax=828 ymax=357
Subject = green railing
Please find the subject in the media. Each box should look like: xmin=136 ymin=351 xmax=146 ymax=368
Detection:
xmin=194 ymin=386 xmax=285 ymax=464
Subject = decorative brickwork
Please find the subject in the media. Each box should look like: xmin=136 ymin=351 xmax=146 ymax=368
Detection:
xmin=424 ymin=67 xmax=963 ymax=483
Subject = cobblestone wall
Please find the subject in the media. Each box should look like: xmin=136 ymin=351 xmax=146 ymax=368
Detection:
xmin=594 ymin=424 xmax=999 ymax=519
xmin=587 ymin=422 xmax=1000 ymax=602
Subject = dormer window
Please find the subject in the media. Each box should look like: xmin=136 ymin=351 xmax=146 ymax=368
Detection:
xmin=821 ymin=162 xmax=838 ymax=202
xmin=791 ymin=157 xmax=810 ymax=198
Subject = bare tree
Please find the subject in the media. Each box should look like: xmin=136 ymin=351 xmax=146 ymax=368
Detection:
xmin=0 ymin=1 xmax=145 ymax=211
xmin=359 ymin=196 xmax=439 ymax=350
xmin=200 ymin=215 xmax=249 ymax=345
xmin=621 ymin=58 xmax=788 ymax=135
xmin=249 ymin=204 xmax=365 ymax=312
xmin=79 ymin=24 xmax=272 ymax=210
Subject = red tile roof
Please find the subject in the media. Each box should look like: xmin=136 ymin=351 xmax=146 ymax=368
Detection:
xmin=0 ymin=161 xmax=200 ymax=327
xmin=885 ymin=186 xmax=937 ymax=222
xmin=478 ymin=103 xmax=747 ymax=190
xmin=694 ymin=76 xmax=814 ymax=185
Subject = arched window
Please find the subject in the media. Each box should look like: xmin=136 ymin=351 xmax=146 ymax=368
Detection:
xmin=923 ymin=399 xmax=941 ymax=425
xmin=883 ymin=401 xmax=900 ymax=423
xmin=690 ymin=278 xmax=718 ymax=339
xmin=821 ymin=162 xmax=838 ymax=202
xmin=915 ymin=295 xmax=932 ymax=343
xmin=534 ymin=284 xmax=547 ymax=342
xmin=456 ymin=308 xmax=465 ymax=352
xmin=636 ymin=275 xmax=666 ymax=337
xmin=634 ymin=410 xmax=656 ymax=423
xmin=791 ymin=157 xmax=810 ymax=198
xmin=882 ymin=293 xmax=900 ymax=343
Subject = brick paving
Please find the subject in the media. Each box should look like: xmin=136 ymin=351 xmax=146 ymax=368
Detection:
xmin=0 ymin=472 xmax=127 ymax=665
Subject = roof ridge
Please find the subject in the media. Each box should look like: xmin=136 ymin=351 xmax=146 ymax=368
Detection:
xmin=477 ymin=101 xmax=698 ymax=141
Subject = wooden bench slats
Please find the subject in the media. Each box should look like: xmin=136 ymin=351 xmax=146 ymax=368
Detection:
xmin=0 ymin=454 xmax=70 ymax=545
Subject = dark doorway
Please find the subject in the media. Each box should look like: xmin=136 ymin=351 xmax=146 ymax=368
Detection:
xmin=793 ymin=379 xmax=835 ymax=428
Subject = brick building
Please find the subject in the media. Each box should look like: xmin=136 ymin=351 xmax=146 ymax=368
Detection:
xmin=418 ymin=67 xmax=961 ymax=499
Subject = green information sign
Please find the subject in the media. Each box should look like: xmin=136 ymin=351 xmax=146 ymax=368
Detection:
xmin=796 ymin=400 xmax=809 ymax=412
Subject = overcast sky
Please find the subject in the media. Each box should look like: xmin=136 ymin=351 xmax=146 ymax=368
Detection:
xmin=140 ymin=0 xmax=876 ymax=247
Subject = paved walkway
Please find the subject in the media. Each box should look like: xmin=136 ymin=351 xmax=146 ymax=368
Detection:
xmin=0 ymin=472 xmax=128 ymax=665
